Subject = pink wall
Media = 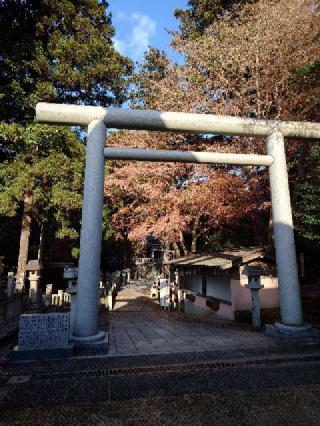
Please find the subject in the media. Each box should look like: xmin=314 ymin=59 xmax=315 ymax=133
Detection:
xmin=185 ymin=293 xmax=235 ymax=320
xmin=231 ymin=277 xmax=279 ymax=311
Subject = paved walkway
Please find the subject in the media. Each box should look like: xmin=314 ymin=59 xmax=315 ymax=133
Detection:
xmin=107 ymin=279 xmax=279 ymax=356
xmin=2 ymin=278 xmax=320 ymax=417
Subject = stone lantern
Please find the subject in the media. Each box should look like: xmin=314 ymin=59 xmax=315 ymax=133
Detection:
xmin=244 ymin=266 xmax=264 ymax=328
xmin=26 ymin=260 xmax=43 ymax=307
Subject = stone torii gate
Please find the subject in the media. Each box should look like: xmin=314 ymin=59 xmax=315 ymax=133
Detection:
xmin=36 ymin=103 xmax=320 ymax=345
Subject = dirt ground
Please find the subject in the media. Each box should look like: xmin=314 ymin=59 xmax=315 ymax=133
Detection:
xmin=1 ymin=384 xmax=320 ymax=426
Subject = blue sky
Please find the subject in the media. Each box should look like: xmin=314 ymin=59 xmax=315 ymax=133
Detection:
xmin=109 ymin=0 xmax=188 ymax=63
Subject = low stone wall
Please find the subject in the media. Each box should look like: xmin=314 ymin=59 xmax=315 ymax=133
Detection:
xmin=0 ymin=294 xmax=23 ymax=325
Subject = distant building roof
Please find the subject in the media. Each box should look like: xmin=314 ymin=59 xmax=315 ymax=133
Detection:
xmin=165 ymin=247 xmax=268 ymax=270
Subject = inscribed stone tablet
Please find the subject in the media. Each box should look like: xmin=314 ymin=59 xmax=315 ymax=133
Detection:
xmin=18 ymin=313 xmax=70 ymax=350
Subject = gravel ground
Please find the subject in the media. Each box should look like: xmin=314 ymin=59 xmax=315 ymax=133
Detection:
xmin=1 ymin=384 xmax=320 ymax=425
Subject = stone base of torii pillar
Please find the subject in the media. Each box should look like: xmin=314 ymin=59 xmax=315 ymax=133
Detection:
xmin=265 ymin=322 xmax=320 ymax=342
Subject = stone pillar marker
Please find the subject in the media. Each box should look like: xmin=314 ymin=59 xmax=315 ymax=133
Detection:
xmin=29 ymin=272 xmax=40 ymax=306
xmin=7 ymin=272 xmax=15 ymax=298
xmin=71 ymin=119 xmax=107 ymax=346
xmin=266 ymin=131 xmax=303 ymax=327
xmin=45 ymin=284 xmax=53 ymax=306
xmin=26 ymin=260 xmax=43 ymax=307
xmin=57 ymin=289 xmax=64 ymax=306
xmin=244 ymin=266 xmax=264 ymax=328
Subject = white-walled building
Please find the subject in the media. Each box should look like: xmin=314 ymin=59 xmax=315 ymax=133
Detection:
xmin=166 ymin=247 xmax=279 ymax=321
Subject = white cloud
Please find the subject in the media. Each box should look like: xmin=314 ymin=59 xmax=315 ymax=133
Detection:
xmin=116 ymin=11 xmax=126 ymax=20
xmin=113 ymin=12 xmax=156 ymax=62
xmin=113 ymin=38 xmax=125 ymax=55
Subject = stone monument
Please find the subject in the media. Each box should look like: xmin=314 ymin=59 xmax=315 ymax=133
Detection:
xmin=11 ymin=313 xmax=73 ymax=360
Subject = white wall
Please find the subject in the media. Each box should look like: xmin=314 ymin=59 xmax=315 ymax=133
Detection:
xmin=207 ymin=276 xmax=231 ymax=302
xmin=184 ymin=273 xmax=231 ymax=302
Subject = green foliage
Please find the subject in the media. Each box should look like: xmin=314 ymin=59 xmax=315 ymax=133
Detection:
xmin=294 ymin=143 xmax=320 ymax=244
xmin=0 ymin=124 xmax=85 ymax=239
xmin=292 ymin=60 xmax=320 ymax=78
xmin=0 ymin=0 xmax=133 ymax=124
xmin=205 ymin=225 xmax=255 ymax=252
xmin=71 ymin=246 xmax=80 ymax=259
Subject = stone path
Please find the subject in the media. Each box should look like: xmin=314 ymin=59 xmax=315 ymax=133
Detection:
xmin=107 ymin=279 xmax=279 ymax=356
xmin=111 ymin=278 xmax=156 ymax=312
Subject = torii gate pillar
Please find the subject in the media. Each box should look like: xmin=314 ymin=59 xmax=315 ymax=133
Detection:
xmin=265 ymin=132 xmax=317 ymax=339
xmin=267 ymin=131 xmax=303 ymax=326
xmin=70 ymin=119 xmax=107 ymax=346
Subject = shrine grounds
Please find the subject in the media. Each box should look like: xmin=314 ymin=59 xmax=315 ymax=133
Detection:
xmin=1 ymin=279 xmax=320 ymax=425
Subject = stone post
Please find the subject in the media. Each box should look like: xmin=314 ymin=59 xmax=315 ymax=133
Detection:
xmin=45 ymin=284 xmax=53 ymax=306
xmin=71 ymin=119 xmax=107 ymax=346
xmin=178 ymin=289 xmax=184 ymax=313
xmin=15 ymin=272 xmax=26 ymax=293
xmin=58 ymin=289 xmax=64 ymax=306
xmin=174 ymin=270 xmax=179 ymax=286
xmin=7 ymin=272 xmax=15 ymax=298
xmin=29 ymin=271 xmax=40 ymax=306
xmin=107 ymin=288 xmax=113 ymax=311
xmin=67 ymin=287 xmax=77 ymax=334
xmin=266 ymin=131 xmax=303 ymax=327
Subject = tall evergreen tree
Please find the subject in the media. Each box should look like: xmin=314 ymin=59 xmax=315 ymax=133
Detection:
xmin=0 ymin=0 xmax=132 ymax=289
xmin=0 ymin=0 xmax=132 ymax=123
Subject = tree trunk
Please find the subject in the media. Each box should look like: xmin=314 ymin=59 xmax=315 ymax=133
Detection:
xmin=16 ymin=195 xmax=32 ymax=292
xmin=37 ymin=222 xmax=45 ymax=264
xmin=179 ymin=232 xmax=189 ymax=256
xmin=191 ymin=217 xmax=200 ymax=253
xmin=162 ymin=241 xmax=171 ymax=264
xmin=191 ymin=233 xmax=197 ymax=253
xmin=173 ymin=242 xmax=181 ymax=258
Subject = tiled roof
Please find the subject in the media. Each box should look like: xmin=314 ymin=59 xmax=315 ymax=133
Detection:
xmin=165 ymin=247 xmax=266 ymax=270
